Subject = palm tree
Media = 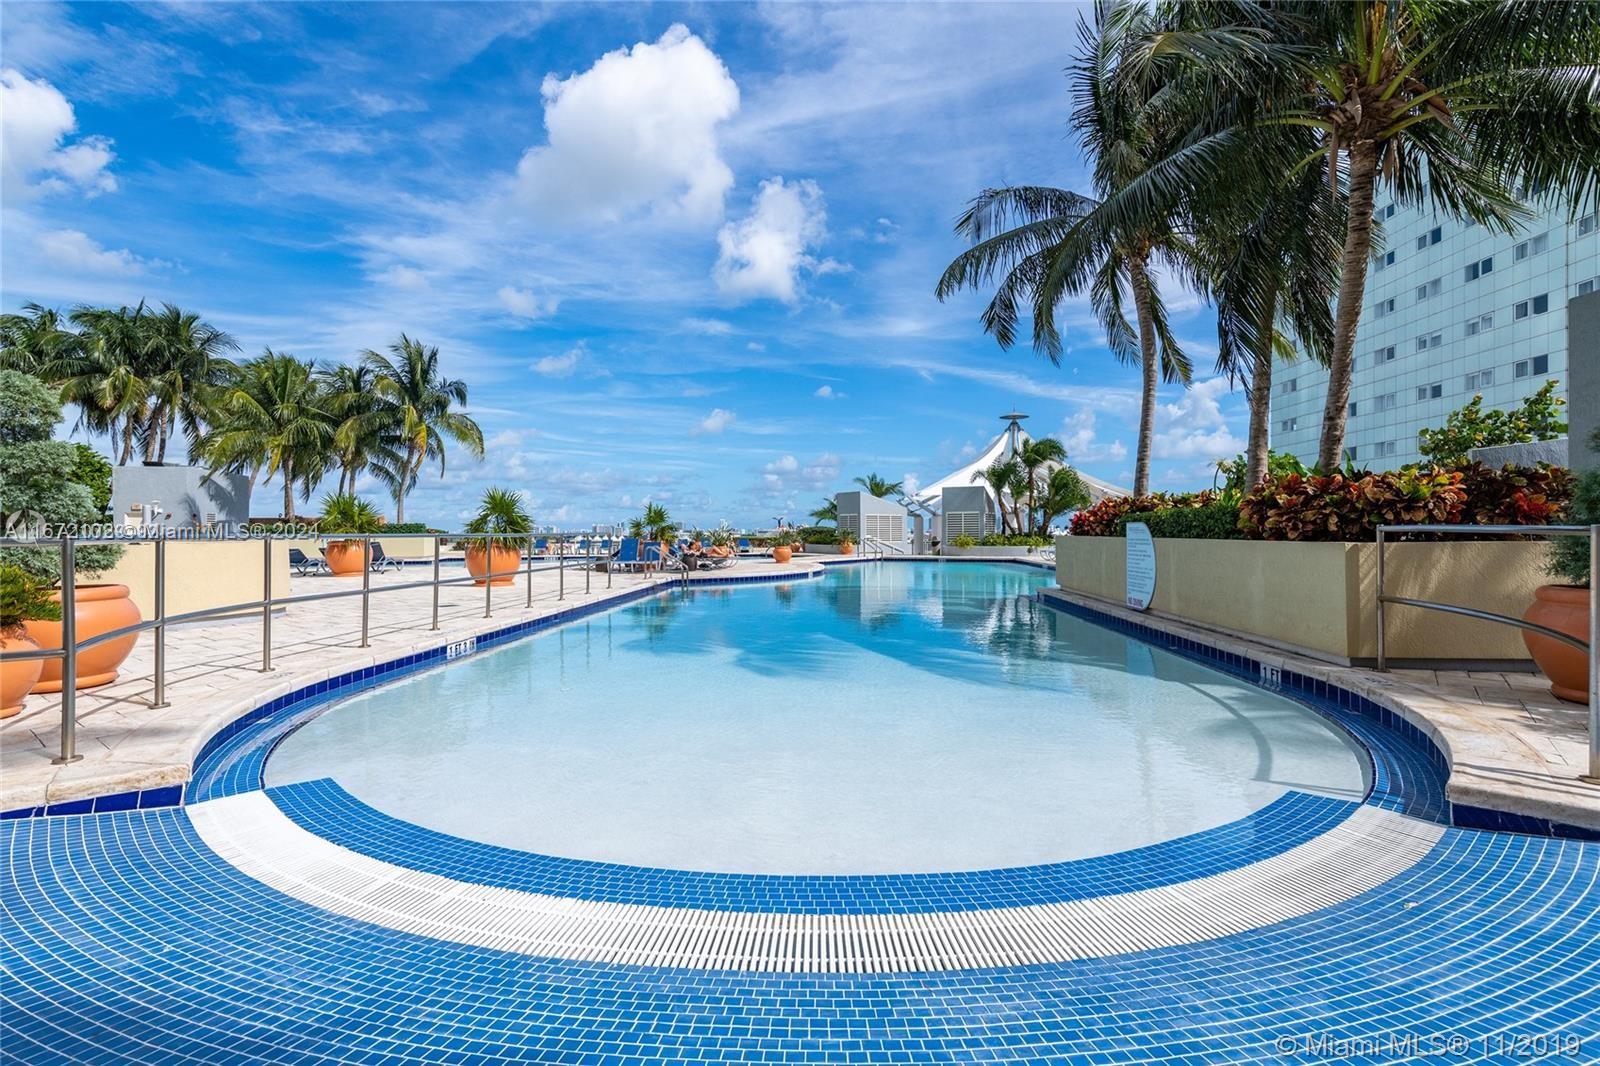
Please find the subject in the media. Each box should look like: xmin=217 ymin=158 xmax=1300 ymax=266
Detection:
xmin=937 ymin=3 xmax=1196 ymax=497
xmin=320 ymin=362 xmax=402 ymax=496
xmin=628 ymin=502 xmax=676 ymax=542
xmin=1128 ymin=1 xmax=1600 ymax=470
xmin=142 ymin=303 xmax=239 ymax=464
xmin=0 ymin=303 xmax=78 ymax=376
xmin=57 ymin=303 xmax=154 ymax=464
xmin=196 ymin=350 xmax=334 ymax=520
xmin=971 ymin=457 xmax=1027 ymax=535
xmin=852 ymin=473 xmax=903 ymax=499
xmin=361 ymin=335 xmax=484 ymax=523
xmin=1016 ymin=436 xmax=1067 ymax=533
xmin=1037 ymin=466 xmax=1092 ymax=532
xmin=809 ymin=497 xmax=838 ymax=524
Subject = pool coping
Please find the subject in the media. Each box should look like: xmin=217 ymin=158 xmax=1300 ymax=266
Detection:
xmin=1038 ymin=588 xmax=1600 ymax=839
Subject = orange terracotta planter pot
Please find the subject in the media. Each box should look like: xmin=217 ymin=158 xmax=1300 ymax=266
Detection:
xmin=25 ymin=584 xmax=142 ymax=692
xmin=1 ymin=631 xmax=44 ymax=718
xmin=466 ymin=545 xmax=521 ymax=586
xmin=772 ymin=545 xmax=793 ymax=564
xmin=839 ymin=542 xmax=855 ymax=556
xmin=323 ymin=541 xmax=369 ymax=575
xmin=1523 ymin=584 xmax=1592 ymax=703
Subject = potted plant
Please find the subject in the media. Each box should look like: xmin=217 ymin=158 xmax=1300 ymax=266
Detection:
xmin=317 ymin=492 xmax=384 ymax=575
xmin=1 ymin=564 xmax=59 ymax=717
xmin=838 ymin=534 xmax=855 ymax=556
xmin=772 ymin=543 xmax=793 ymax=564
xmin=1 ymin=370 xmax=135 ymax=691
xmin=459 ymin=487 xmax=532 ymax=586
xmin=1524 ymin=431 xmax=1598 ymax=702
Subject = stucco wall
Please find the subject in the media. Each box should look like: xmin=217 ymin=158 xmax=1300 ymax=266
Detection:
xmin=100 ymin=540 xmax=292 ymax=620
xmin=1054 ymin=536 xmax=1547 ymax=663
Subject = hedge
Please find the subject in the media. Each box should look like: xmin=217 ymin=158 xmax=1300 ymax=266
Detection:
xmin=1116 ymin=500 xmax=1244 ymax=540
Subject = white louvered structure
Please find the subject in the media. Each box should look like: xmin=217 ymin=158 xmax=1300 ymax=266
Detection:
xmin=191 ymin=793 xmax=1444 ymax=974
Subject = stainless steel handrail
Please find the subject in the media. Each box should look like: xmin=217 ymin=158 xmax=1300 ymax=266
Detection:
xmin=0 ymin=529 xmax=630 ymax=764
xmin=1375 ymin=522 xmax=1597 ymax=782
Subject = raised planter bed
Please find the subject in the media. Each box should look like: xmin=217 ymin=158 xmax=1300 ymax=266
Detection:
xmin=943 ymin=545 xmax=1048 ymax=558
xmin=1054 ymin=535 xmax=1548 ymax=666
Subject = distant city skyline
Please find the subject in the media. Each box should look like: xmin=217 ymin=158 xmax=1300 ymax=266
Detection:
xmin=1 ymin=2 xmax=1255 ymax=528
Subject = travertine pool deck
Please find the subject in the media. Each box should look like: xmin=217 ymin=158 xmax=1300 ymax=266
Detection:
xmin=1 ymin=555 xmax=824 ymax=814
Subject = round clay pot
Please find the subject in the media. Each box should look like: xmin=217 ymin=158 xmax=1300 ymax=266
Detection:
xmin=1523 ymin=584 xmax=1591 ymax=703
xmin=465 ymin=544 xmax=522 ymax=586
xmin=0 ymin=630 xmax=44 ymax=718
xmin=839 ymin=542 xmax=855 ymax=556
xmin=323 ymin=540 xmax=368 ymax=575
xmin=25 ymin=584 xmax=142 ymax=692
xmin=772 ymin=545 xmax=793 ymax=564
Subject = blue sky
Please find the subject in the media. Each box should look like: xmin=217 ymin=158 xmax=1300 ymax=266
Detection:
xmin=2 ymin=1 xmax=1244 ymax=528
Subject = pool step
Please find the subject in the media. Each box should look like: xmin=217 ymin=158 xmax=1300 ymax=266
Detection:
xmin=188 ymin=793 xmax=1443 ymax=973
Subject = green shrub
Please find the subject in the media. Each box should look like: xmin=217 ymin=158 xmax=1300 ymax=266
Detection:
xmin=381 ymin=522 xmax=437 ymax=534
xmin=456 ymin=487 xmax=532 ymax=552
xmin=1456 ymin=462 xmax=1573 ymax=525
xmin=1239 ymin=468 xmax=1466 ymax=541
xmin=69 ymin=444 xmax=113 ymax=516
xmin=978 ymin=533 xmax=1051 ymax=547
xmin=1417 ymin=380 xmax=1566 ymax=465
xmin=952 ymin=534 xmax=977 ymax=549
xmin=795 ymin=525 xmax=838 ymax=544
xmin=0 ymin=563 xmax=59 ymax=632
xmin=1070 ymin=493 xmax=1189 ymax=536
xmin=1549 ymin=431 xmax=1599 ymax=586
xmin=317 ymin=492 xmax=384 ymax=540
xmin=1119 ymin=500 xmax=1244 ymax=540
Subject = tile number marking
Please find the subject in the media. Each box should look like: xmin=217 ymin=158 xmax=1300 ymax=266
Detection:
xmin=446 ymin=636 xmax=477 ymax=660
xmin=1259 ymin=663 xmax=1282 ymax=687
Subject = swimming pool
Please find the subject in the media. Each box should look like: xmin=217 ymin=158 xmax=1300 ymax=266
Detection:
xmin=267 ymin=562 xmax=1367 ymax=874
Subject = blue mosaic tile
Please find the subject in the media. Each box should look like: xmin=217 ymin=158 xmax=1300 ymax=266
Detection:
xmin=2 ymin=807 xmax=1596 ymax=1063
xmin=269 ymin=777 xmax=1359 ymax=915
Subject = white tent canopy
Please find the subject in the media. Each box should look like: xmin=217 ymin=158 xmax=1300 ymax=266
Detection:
xmin=904 ymin=420 xmax=1129 ymax=523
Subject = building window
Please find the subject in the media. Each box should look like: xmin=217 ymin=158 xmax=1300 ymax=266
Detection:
xmin=1415 ymin=332 xmax=1442 ymax=353
xmin=1579 ymin=210 xmax=1599 ymax=236
xmin=1464 ymin=257 xmax=1493 ymax=282
xmin=1372 ymin=440 xmax=1398 ymax=459
xmin=1372 ymin=393 xmax=1397 ymax=413
xmin=1416 ymin=382 xmax=1443 ymax=401
xmin=1514 ymin=232 xmax=1549 ymax=261
xmin=1465 ymin=368 xmax=1495 ymax=390
xmin=1279 ymin=378 xmax=1298 ymax=395
xmin=1415 ymin=278 xmax=1441 ymax=302
xmin=1346 ymin=446 xmax=1358 ymax=461
xmin=1374 ymin=345 xmax=1396 ymax=364
xmin=1514 ymin=293 xmax=1550 ymax=319
xmin=1514 ymin=355 xmax=1550 ymax=378
xmin=1415 ymin=226 xmax=1442 ymax=249
xmin=1382 ymin=203 xmax=1397 ymax=220
xmin=1375 ymin=249 xmax=1396 ymax=271
xmin=1464 ymin=312 xmax=1494 ymax=337
xmin=1579 ymin=276 xmax=1599 ymax=297
xmin=1279 ymin=417 xmax=1298 ymax=432
xmin=1375 ymin=297 xmax=1396 ymax=318
xmin=1347 ymin=401 xmax=1358 ymax=417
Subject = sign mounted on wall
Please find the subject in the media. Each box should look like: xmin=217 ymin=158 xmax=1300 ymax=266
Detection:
xmin=1125 ymin=522 xmax=1156 ymax=611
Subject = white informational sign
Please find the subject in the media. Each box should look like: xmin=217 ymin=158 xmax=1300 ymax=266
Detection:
xmin=1125 ymin=522 xmax=1156 ymax=611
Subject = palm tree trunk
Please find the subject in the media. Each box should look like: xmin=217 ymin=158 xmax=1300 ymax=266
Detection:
xmin=156 ymin=413 xmax=170 ymax=464
xmin=1245 ymin=292 xmax=1277 ymax=487
xmin=1318 ymin=140 xmax=1379 ymax=472
xmin=283 ymin=472 xmax=295 ymax=523
xmin=119 ymin=421 xmax=136 ymax=465
xmin=1128 ymin=255 xmax=1159 ymax=498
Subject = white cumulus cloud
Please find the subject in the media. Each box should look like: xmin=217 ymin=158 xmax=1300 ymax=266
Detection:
xmin=714 ymin=177 xmax=826 ymax=304
xmin=1060 ymin=409 xmax=1128 ymax=463
xmin=680 ymin=316 xmax=735 ymax=335
xmin=498 ymin=285 xmax=558 ymax=319
xmin=531 ymin=344 xmax=583 ymax=377
xmin=1152 ymin=377 xmax=1244 ymax=461
xmin=814 ymin=385 xmax=845 ymax=400
xmin=513 ymin=24 xmax=739 ymax=223
xmin=694 ymin=408 xmax=737 ymax=435
xmin=1 ymin=68 xmax=117 ymax=199
xmin=35 ymin=229 xmax=158 ymax=275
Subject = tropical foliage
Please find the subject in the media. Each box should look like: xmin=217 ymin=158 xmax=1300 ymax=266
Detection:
xmin=628 ymin=502 xmax=678 ymax=542
xmin=852 ymin=474 xmax=903 ymax=499
xmin=1550 ymin=431 xmax=1599 ymax=586
xmin=2 ymin=301 xmax=484 ymax=525
xmin=1117 ymin=499 xmax=1243 ymax=541
xmin=458 ymin=487 xmax=533 ymax=552
xmin=968 ymin=436 xmax=1087 ymax=534
xmin=315 ymin=493 xmax=384 ymax=540
xmin=1417 ymin=381 xmax=1568 ymax=466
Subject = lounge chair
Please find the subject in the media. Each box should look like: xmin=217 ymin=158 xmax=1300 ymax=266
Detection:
xmin=609 ymin=537 xmax=648 ymax=572
xmin=288 ymin=547 xmax=328 ymax=576
xmin=737 ymin=538 xmax=753 ymax=554
xmin=368 ymin=541 xmax=404 ymax=573
xmin=644 ymin=541 xmax=685 ymax=572
xmin=533 ymin=537 xmax=549 ymax=555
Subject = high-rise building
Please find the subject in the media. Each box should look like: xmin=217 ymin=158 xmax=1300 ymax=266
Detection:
xmin=1271 ymin=198 xmax=1600 ymax=467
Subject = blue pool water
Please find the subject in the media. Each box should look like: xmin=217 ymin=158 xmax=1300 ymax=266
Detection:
xmin=267 ymin=563 xmax=1367 ymax=874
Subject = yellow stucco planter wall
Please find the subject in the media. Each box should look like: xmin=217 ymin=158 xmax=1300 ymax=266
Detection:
xmin=100 ymin=540 xmax=293 ymax=620
xmin=1054 ymin=535 xmax=1548 ymax=664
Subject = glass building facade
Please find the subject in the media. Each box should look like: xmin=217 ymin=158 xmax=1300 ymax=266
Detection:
xmin=1271 ymin=198 xmax=1600 ymax=467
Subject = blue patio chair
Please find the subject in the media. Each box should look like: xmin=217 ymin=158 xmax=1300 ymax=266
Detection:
xmin=737 ymin=538 xmax=753 ymax=554
xmin=534 ymin=537 xmax=549 ymax=554
xmin=611 ymin=537 xmax=646 ymax=572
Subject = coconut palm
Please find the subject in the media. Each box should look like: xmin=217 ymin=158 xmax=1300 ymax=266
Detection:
xmin=142 ymin=303 xmax=239 ymax=464
xmin=319 ymin=362 xmax=402 ymax=496
xmin=937 ymin=3 xmax=1196 ymax=497
xmin=56 ymin=303 xmax=155 ymax=464
xmin=852 ymin=473 xmax=903 ymax=499
xmin=0 ymin=303 xmax=78 ymax=377
xmin=971 ymin=456 xmax=1027 ymax=535
xmin=1121 ymin=1 xmax=1600 ymax=470
xmin=628 ymin=502 xmax=677 ymax=542
xmin=361 ymin=335 xmax=484 ymax=523
xmin=1016 ymin=436 xmax=1068 ymax=533
xmin=196 ymin=350 xmax=335 ymax=520
xmin=1037 ymin=465 xmax=1093 ymax=532
xmin=809 ymin=497 xmax=838 ymax=524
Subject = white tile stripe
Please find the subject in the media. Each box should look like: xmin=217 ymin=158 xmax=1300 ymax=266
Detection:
xmin=188 ymin=793 xmax=1444 ymax=973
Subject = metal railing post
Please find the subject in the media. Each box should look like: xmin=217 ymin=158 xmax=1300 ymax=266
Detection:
xmin=52 ymin=537 xmax=81 ymax=765
xmin=360 ymin=535 xmax=371 ymax=647
xmin=607 ymin=542 xmax=613 ymax=589
xmin=586 ymin=543 xmax=592 ymax=596
xmin=525 ymin=534 xmax=534 ymax=608
xmin=152 ymin=538 xmax=169 ymax=707
xmin=260 ymin=536 xmax=273 ymax=671
xmin=484 ymin=538 xmax=494 ymax=618
xmin=430 ymin=536 xmax=441 ymax=631
xmin=558 ymin=539 xmax=565 ymax=601
xmin=1588 ymin=524 xmax=1599 ymax=782
xmin=1375 ymin=528 xmax=1387 ymax=673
